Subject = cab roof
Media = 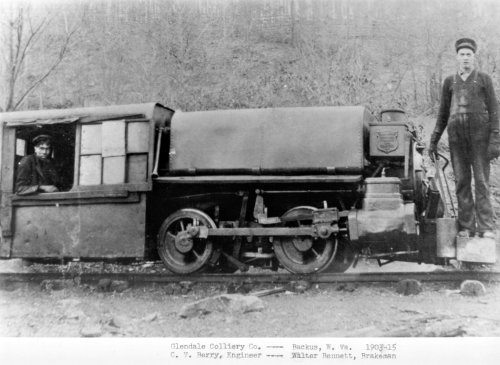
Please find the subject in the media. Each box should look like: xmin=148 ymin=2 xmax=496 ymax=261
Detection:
xmin=0 ymin=103 xmax=174 ymax=127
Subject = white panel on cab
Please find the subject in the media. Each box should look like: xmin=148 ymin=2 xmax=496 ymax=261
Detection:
xmin=81 ymin=124 xmax=102 ymax=155
xmin=16 ymin=139 xmax=26 ymax=156
xmin=79 ymin=155 xmax=102 ymax=185
xmin=127 ymin=122 xmax=150 ymax=153
xmin=127 ymin=154 xmax=148 ymax=183
xmin=102 ymin=120 xmax=126 ymax=157
xmin=103 ymin=156 xmax=126 ymax=184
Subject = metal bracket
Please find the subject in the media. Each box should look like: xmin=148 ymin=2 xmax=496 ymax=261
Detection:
xmin=257 ymin=215 xmax=281 ymax=225
xmin=253 ymin=191 xmax=265 ymax=220
xmin=198 ymin=226 xmax=208 ymax=238
xmin=222 ymin=252 xmax=249 ymax=272
xmin=313 ymin=208 xmax=339 ymax=224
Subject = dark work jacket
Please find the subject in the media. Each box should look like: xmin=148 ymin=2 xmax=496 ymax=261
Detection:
xmin=431 ymin=70 xmax=499 ymax=144
xmin=15 ymin=154 xmax=60 ymax=195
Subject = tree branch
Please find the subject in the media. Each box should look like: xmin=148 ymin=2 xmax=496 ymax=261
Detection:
xmin=13 ymin=26 xmax=77 ymax=110
xmin=13 ymin=17 xmax=50 ymax=84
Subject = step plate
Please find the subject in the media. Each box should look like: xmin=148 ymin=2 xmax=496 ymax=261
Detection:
xmin=457 ymin=236 xmax=497 ymax=264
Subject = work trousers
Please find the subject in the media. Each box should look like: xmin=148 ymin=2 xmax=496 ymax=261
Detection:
xmin=447 ymin=113 xmax=493 ymax=233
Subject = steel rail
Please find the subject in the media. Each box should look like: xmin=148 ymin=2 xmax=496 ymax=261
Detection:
xmin=1 ymin=270 xmax=500 ymax=285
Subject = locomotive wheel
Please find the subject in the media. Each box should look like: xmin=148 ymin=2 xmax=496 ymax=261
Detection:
xmin=157 ymin=209 xmax=216 ymax=274
xmin=273 ymin=206 xmax=336 ymax=274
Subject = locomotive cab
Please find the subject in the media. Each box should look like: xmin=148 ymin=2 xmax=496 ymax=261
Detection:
xmin=0 ymin=103 xmax=174 ymax=260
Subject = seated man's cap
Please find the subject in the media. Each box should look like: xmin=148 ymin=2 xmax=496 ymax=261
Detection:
xmin=455 ymin=38 xmax=477 ymax=53
xmin=32 ymin=134 xmax=53 ymax=146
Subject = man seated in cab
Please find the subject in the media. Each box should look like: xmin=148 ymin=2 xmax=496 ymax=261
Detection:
xmin=15 ymin=134 xmax=60 ymax=195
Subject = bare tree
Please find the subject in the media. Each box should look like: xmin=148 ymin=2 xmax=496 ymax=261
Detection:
xmin=0 ymin=2 xmax=79 ymax=111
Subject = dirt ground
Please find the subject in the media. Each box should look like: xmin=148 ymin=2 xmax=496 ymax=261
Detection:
xmin=1 ymin=260 xmax=499 ymax=338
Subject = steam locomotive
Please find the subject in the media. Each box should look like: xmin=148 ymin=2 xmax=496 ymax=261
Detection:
xmin=0 ymin=103 xmax=459 ymax=274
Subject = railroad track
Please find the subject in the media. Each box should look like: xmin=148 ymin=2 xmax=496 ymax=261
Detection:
xmin=1 ymin=270 xmax=500 ymax=286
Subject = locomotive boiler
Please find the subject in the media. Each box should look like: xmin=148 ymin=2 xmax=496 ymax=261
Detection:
xmin=0 ymin=103 xmax=443 ymax=274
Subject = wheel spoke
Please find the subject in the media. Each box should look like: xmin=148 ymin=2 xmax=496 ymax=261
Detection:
xmin=191 ymin=249 xmax=201 ymax=260
xmin=180 ymin=221 xmax=185 ymax=231
xmin=311 ymin=248 xmax=320 ymax=258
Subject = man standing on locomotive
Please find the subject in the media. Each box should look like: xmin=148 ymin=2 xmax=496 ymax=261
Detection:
xmin=15 ymin=134 xmax=60 ymax=195
xmin=429 ymin=38 xmax=500 ymax=239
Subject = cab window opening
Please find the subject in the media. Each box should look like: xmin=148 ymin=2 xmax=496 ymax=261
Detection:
xmin=14 ymin=124 xmax=76 ymax=193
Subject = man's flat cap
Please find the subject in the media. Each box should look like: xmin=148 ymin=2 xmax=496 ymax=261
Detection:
xmin=455 ymin=38 xmax=477 ymax=53
xmin=32 ymin=134 xmax=53 ymax=145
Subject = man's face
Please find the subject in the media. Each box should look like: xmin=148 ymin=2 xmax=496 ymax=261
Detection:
xmin=34 ymin=142 xmax=51 ymax=160
xmin=456 ymin=48 xmax=475 ymax=71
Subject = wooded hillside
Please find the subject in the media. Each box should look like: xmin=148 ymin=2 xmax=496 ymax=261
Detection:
xmin=2 ymin=0 xmax=500 ymax=117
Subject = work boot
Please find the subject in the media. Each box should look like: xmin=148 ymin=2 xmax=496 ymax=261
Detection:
xmin=457 ymin=229 xmax=471 ymax=238
xmin=482 ymin=231 xmax=495 ymax=239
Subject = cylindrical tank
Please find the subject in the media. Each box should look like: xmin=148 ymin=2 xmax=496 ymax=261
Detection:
xmin=168 ymin=106 xmax=373 ymax=175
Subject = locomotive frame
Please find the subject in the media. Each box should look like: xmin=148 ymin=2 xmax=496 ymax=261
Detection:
xmin=0 ymin=103 xmax=444 ymax=274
